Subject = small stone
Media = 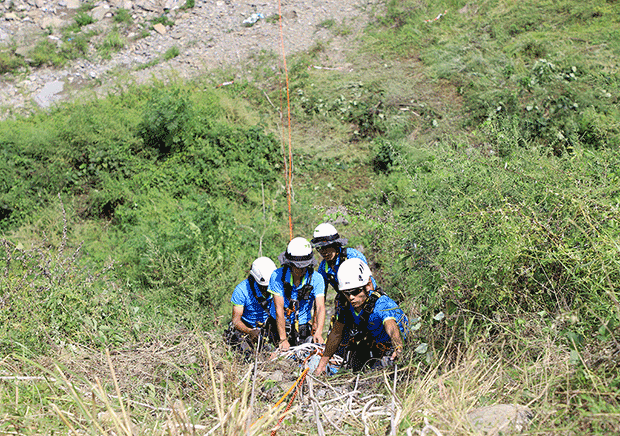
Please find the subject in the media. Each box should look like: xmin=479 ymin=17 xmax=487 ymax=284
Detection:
xmin=153 ymin=23 xmax=166 ymax=34
xmin=468 ymin=404 xmax=533 ymax=436
xmin=90 ymin=5 xmax=109 ymax=20
xmin=269 ymin=370 xmax=283 ymax=382
xmin=64 ymin=0 xmax=81 ymax=9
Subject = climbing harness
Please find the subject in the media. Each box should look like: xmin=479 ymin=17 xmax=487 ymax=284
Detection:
xmin=321 ymin=247 xmax=348 ymax=293
xmin=342 ymin=288 xmax=391 ymax=371
xmin=249 ymin=276 xmax=273 ymax=315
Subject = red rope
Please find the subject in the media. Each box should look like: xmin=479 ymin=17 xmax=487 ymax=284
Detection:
xmin=270 ymin=368 xmax=309 ymax=436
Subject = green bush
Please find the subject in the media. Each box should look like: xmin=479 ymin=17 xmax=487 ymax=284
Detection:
xmin=74 ymin=11 xmax=95 ymax=28
xmin=181 ymin=0 xmax=195 ymax=10
xmin=138 ymin=87 xmax=194 ymax=156
xmin=297 ymin=81 xmax=388 ymax=139
xmin=365 ymin=144 xmax=620 ymax=339
xmin=28 ymin=39 xmax=63 ymax=67
xmin=0 ymin=49 xmax=26 ymax=74
xmin=150 ymin=15 xmax=174 ymax=27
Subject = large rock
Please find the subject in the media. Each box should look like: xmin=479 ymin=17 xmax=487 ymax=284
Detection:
xmin=467 ymin=404 xmax=533 ymax=435
xmin=90 ymin=4 xmax=110 ymax=20
xmin=34 ymin=80 xmax=64 ymax=109
xmin=39 ymin=15 xmax=64 ymax=29
xmin=63 ymin=0 xmax=81 ymax=9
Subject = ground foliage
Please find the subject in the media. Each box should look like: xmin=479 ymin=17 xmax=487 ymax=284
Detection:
xmin=0 ymin=0 xmax=619 ymax=434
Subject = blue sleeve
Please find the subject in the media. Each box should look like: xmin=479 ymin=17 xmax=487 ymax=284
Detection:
xmin=311 ymin=271 xmax=325 ymax=297
xmin=346 ymin=248 xmax=368 ymax=264
xmin=269 ymin=268 xmax=285 ymax=297
xmin=374 ymin=296 xmax=409 ymax=338
xmin=231 ymin=281 xmax=248 ymax=306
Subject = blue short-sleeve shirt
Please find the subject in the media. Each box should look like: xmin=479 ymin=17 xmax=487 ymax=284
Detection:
xmin=337 ymin=292 xmax=408 ymax=345
xmin=269 ymin=267 xmax=325 ymax=325
xmin=230 ymin=278 xmax=272 ymax=328
xmin=318 ymin=247 xmax=377 ymax=291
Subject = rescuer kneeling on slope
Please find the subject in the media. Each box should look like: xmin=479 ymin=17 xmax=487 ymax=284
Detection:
xmin=311 ymin=222 xmax=377 ymax=309
xmin=314 ymin=258 xmax=408 ymax=374
xmin=267 ymin=237 xmax=326 ymax=351
xmin=225 ymin=256 xmax=277 ymax=359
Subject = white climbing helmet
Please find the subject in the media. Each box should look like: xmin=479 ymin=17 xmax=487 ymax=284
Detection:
xmin=278 ymin=237 xmax=316 ymax=268
xmin=337 ymin=258 xmax=371 ymax=291
xmin=250 ymin=256 xmax=277 ymax=286
xmin=311 ymin=223 xmax=348 ymax=247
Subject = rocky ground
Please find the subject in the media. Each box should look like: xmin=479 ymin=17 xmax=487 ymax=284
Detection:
xmin=0 ymin=0 xmax=377 ymax=117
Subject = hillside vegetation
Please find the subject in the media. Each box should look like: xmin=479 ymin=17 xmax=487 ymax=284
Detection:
xmin=1 ymin=0 xmax=619 ymax=434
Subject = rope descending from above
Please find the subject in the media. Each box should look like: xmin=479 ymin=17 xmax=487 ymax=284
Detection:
xmin=275 ymin=0 xmax=294 ymax=240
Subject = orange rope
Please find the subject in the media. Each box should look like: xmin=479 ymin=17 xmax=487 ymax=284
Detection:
xmin=270 ymin=368 xmax=309 ymax=436
xmin=251 ymin=366 xmax=309 ymax=428
xmin=277 ymin=0 xmax=294 ymax=241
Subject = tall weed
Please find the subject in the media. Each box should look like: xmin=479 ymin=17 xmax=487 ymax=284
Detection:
xmin=0 ymin=198 xmax=127 ymax=355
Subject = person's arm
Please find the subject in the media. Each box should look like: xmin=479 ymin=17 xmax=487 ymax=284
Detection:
xmin=384 ymin=318 xmax=404 ymax=361
xmin=273 ymin=294 xmax=290 ymax=351
xmin=231 ymin=305 xmax=259 ymax=341
xmin=314 ymin=320 xmax=344 ymax=375
xmin=312 ymin=295 xmax=326 ymax=344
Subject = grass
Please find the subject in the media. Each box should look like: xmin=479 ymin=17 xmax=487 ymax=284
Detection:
xmin=113 ymin=8 xmax=133 ymax=25
xmin=1 ymin=323 xmax=617 ymax=435
xmin=163 ymin=46 xmax=180 ymax=61
xmin=0 ymin=48 xmax=26 ymax=74
xmin=98 ymin=30 xmax=126 ymax=58
xmin=1 ymin=0 xmax=620 ymax=433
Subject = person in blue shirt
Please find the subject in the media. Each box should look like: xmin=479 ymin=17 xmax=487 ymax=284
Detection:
xmin=225 ymin=256 xmax=277 ymax=356
xmin=311 ymin=223 xmax=376 ymax=309
xmin=314 ymin=258 xmax=409 ymax=374
xmin=267 ymin=237 xmax=326 ymax=351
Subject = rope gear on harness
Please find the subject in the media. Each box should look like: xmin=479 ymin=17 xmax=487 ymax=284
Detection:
xmin=343 ymin=288 xmax=389 ymax=371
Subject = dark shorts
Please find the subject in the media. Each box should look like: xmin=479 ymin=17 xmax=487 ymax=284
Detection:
xmin=264 ymin=317 xmax=313 ymax=347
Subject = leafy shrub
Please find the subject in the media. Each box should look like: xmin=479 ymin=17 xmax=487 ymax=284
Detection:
xmin=138 ymin=87 xmax=194 ymax=156
xmin=297 ymin=82 xmax=388 ymax=139
xmin=59 ymin=32 xmax=92 ymax=59
xmin=0 ymin=49 xmax=26 ymax=74
xmin=371 ymin=138 xmax=400 ymax=173
xmin=365 ymin=144 xmax=620 ymax=340
xmin=181 ymin=0 xmax=195 ymax=10
xmin=28 ymin=39 xmax=63 ymax=67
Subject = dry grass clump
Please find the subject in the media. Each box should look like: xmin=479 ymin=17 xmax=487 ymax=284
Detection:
xmin=2 ymin=321 xmax=619 ymax=435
